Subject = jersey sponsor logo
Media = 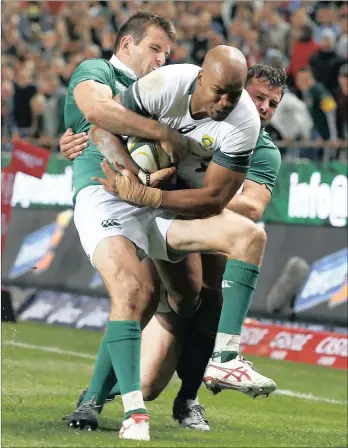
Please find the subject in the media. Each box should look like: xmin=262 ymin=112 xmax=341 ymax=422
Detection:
xmin=101 ymin=218 xmax=121 ymax=229
xmin=177 ymin=125 xmax=197 ymax=134
xmin=202 ymin=134 xmax=215 ymax=150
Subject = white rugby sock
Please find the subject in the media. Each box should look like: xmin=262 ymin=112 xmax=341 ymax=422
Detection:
xmin=121 ymin=390 xmax=146 ymax=415
xmin=213 ymin=332 xmax=241 ymax=354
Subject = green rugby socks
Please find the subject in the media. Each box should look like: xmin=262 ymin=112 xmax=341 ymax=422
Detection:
xmin=80 ymin=334 xmax=116 ymax=406
xmin=105 ymin=320 xmax=147 ymax=419
xmin=212 ymin=260 xmax=260 ymax=363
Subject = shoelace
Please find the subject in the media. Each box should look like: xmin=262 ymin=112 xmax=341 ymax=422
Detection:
xmin=237 ymin=355 xmax=254 ymax=370
xmin=187 ymin=404 xmax=208 ymax=425
xmin=77 ymin=400 xmax=101 ymax=413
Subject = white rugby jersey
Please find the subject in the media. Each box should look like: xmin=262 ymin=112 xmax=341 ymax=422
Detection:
xmin=120 ymin=64 xmax=260 ymax=188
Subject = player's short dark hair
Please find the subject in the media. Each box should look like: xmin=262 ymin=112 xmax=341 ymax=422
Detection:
xmin=115 ymin=10 xmax=176 ymax=51
xmin=246 ymin=64 xmax=288 ymax=97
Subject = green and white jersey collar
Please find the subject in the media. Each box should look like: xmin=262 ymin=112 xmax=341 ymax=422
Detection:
xmin=109 ymin=54 xmax=137 ymax=81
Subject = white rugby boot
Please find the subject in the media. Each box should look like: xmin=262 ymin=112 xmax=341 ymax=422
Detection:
xmin=119 ymin=413 xmax=150 ymax=441
xmin=203 ymin=355 xmax=277 ymax=398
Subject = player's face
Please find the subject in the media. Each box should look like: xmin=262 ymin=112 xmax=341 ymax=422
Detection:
xmin=198 ymin=70 xmax=244 ymax=121
xmin=131 ymin=26 xmax=171 ymax=78
xmin=246 ymin=77 xmax=281 ymax=126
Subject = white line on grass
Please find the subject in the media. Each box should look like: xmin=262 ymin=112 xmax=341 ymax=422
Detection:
xmin=4 ymin=340 xmax=347 ymax=405
xmin=3 ymin=340 xmax=95 ymax=360
xmin=274 ymin=389 xmax=347 ymax=405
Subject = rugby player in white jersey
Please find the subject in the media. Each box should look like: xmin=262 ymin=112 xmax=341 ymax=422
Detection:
xmin=62 ymin=44 xmax=276 ymax=436
xmin=93 ymin=45 xmax=278 ymax=413
xmin=89 ymin=61 xmax=283 ymax=420
xmin=65 ymin=65 xmax=285 ymax=432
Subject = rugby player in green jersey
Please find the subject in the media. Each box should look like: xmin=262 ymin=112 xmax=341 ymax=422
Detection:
xmin=63 ymin=10 xmax=181 ymax=440
xmin=62 ymin=64 xmax=286 ymax=431
xmin=63 ymin=9 xmax=268 ymax=440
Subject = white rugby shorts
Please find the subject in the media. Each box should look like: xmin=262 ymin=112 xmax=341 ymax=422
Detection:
xmin=74 ymin=185 xmax=182 ymax=266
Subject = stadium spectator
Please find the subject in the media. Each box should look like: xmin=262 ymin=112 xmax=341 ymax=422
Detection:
xmin=263 ymin=48 xmax=288 ymax=70
xmin=287 ymin=24 xmax=320 ymax=83
xmin=335 ymin=64 xmax=348 ymax=160
xmin=309 ymin=28 xmax=347 ymax=94
xmin=313 ymin=5 xmax=341 ymax=43
xmin=241 ymin=28 xmax=262 ymax=66
xmin=12 ymin=70 xmax=37 ymax=139
xmin=295 ymin=66 xmax=339 ymax=161
xmin=37 ymin=74 xmax=67 ymax=148
xmin=1 ymin=80 xmax=14 ymax=151
xmin=337 ymin=5 xmax=348 ymax=59
xmin=40 ymin=30 xmax=60 ymax=64
xmin=270 ymin=90 xmax=313 ymax=146
xmin=287 ymin=6 xmax=318 ymax=53
xmin=191 ymin=11 xmax=213 ymax=65
xmin=29 ymin=93 xmax=47 ymax=142
xmin=259 ymin=8 xmax=291 ymax=54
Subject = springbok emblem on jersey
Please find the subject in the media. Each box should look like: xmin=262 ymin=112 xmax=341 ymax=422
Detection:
xmin=201 ymin=134 xmax=215 ymax=150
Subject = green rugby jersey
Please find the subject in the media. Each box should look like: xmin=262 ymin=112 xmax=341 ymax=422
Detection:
xmin=246 ymin=128 xmax=281 ymax=192
xmin=64 ymin=56 xmax=135 ymax=202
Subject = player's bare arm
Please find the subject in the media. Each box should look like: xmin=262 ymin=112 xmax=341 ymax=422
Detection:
xmin=95 ymin=159 xmax=246 ymax=217
xmin=73 ymin=81 xmax=187 ymax=163
xmin=89 ymin=125 xmax=141 ymax=173
xmin=226 ymin=179 xmax=271 ymax=222
xmin=160 ymin=162 xmax=246 ymax=216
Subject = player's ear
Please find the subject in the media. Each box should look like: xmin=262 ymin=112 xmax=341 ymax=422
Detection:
xmin=197 ymin=70 xmax=203 ymax=86
xmin=120 ymin=35 xmax=133 ymax=55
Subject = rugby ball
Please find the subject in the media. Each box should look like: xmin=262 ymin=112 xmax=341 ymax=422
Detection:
xmin=127 ymin=137 xmax=171 ymax=173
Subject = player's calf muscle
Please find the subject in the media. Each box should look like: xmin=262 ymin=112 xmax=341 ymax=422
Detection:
xmin=93 ymin=238 xmax=155 ymax=320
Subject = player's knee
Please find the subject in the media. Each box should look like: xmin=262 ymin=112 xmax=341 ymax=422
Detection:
xmin=249 ymin=224 xmax=267 ymax=249
xmin=226 ymin=221 xmax=266 ymax=258
xmin=166 ymin=277 xmax=202 ymax=318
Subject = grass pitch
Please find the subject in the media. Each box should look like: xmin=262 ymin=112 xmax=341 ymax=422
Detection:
xmin=2 ymin=321 xmax=347 ymax=447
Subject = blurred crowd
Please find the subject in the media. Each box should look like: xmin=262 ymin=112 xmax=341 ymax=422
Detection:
xmin=1 ymin=0 xmax=347 ymax=161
